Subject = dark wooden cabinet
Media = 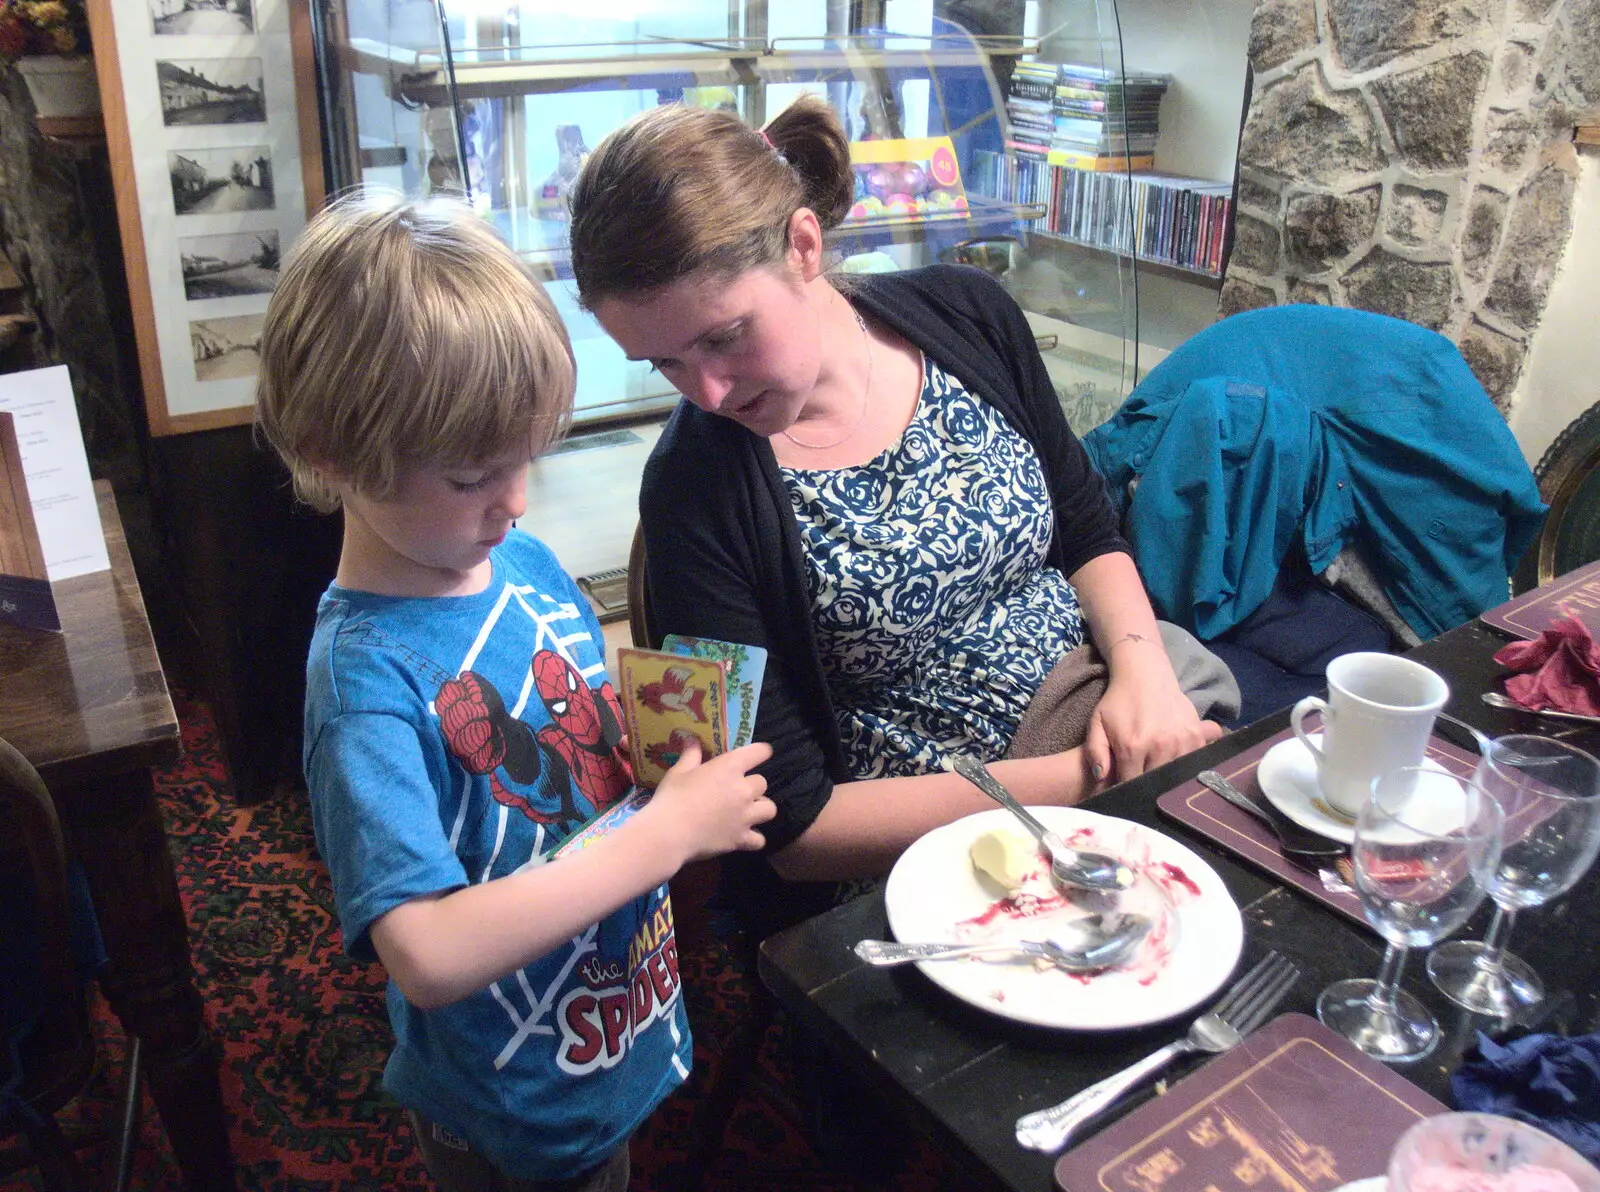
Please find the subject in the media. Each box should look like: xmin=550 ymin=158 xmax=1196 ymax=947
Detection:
xmin=155 ymin=425 xmax=341 ymax=803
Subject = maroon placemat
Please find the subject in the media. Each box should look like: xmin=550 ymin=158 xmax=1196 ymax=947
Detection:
xmin=1157 ymin=722 xmax=1480 ymax=931
xmin=1481 ymin=558 xmax=1600 ymax=640
xmin=1053 ymin=1012 xmax=1447 ymax=1192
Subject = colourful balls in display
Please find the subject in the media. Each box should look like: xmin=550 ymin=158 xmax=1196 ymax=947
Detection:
xmin=865 ymin=166 xmax=897 ymax=199
xmin=861 ymin=161 xmax=933 ymax=200
xmin=847 ymin=158 xmax=969 ymax=221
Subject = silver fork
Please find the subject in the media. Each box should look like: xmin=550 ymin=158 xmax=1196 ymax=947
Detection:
xmin=1014 ymin=950 xmax=1301 ymax=1153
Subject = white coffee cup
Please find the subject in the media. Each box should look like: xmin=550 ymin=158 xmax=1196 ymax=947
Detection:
xmin=1290 ymin=652 xmax=1450 ymax=819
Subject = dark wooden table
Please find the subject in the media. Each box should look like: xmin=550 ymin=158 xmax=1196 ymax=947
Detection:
xmin=759 ymin=619 xmax=1600 ymax=1192
xmin=0 ymin=482 xmax=236 ymax=1190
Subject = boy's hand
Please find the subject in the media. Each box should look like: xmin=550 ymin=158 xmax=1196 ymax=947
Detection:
xmin=613 ymin=734 xmax=635 ymax=786
xmin=642 ymin=739 xmax=775 ymax=865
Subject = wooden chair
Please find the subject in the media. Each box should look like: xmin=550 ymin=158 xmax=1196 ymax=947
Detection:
xmin=625 ymin=524 xmax=796 ymax=1190
xmin=1513 ymin=398 xmax=1600 ymax=592
xmin=626 ymin=521 xmax=652 ymax=655
xmin=0 ymin=736 xmax=141 ymax=1192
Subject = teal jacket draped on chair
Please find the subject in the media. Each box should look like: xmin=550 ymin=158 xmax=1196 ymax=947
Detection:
xmin=1083 ymin=304 xmax=1547 ymax=642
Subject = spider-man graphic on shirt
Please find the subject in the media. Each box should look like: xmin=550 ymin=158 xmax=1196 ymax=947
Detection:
xmin=435 ymin=649 xmax=630 ymax=837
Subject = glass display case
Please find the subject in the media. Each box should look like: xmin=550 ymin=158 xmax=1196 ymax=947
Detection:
xmin=310 ymin=0 xmax=1251 ymax=433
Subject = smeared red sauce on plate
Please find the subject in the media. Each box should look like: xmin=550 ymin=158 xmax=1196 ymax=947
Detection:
xmin=1150 ymin=861 xmax=1200 ymax=898
xmin=966 ymin=889 xmax=1069 ymax=927
xmin=939 ymin=820 xmax=1211 ymax=1010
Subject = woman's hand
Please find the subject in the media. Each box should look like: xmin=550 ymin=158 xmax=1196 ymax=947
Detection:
xmin=1068 ymin=552 xmax=1224 ymax=785
xmin=1083 ymin=641 xmax=1222 ymax=784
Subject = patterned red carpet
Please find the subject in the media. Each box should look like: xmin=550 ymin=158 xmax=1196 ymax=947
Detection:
xmin=0 ymin=692 xmax=945 ymax=1191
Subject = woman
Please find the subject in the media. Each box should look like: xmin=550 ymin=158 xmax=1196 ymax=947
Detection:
xmin=569 ymin=95 xmax=1228 ymax=930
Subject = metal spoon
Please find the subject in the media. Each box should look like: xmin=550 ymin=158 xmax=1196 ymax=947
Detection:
xmin=1195 ymin=769 xmax=1345 ymax=864
xmin=854 ymin=911 xmax=1152 ymax=972
xmin=1481 ymin=691 xmax=1600 ymax=725
xmin=1433 ymin=709 xmax=1570 ymax=763
xmin=951 ymin=755 xmax=1136 ymax=891
xmin=1435 ymin=709 xmax=1492 ymax=752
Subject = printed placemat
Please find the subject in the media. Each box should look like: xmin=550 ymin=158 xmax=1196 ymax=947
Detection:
xmin=1480 ymin=558 xmax=1600 ymax=640
xmin=1053 ymin=1012 xmax=1447 ymax=1192
xmin=1157 ymin=722 xmax=1480 ymax=932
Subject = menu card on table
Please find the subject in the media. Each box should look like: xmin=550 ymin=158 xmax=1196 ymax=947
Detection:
xmin=0 ymin=410 xmax=53 ymax=629
xmin=0 ymin=365 xmax=108 ymax=632
xmin=1480 ymin=559 xmax=1600 ymax=640
xmin=1157 ymin=724 xmax=1480 ymax=932
xmin=1054 ymin=1013 xmax=1446 ymax=1192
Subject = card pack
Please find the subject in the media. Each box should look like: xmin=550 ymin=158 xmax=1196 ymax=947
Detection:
xmin=616 ymin=647 xmax=730 ymax=789
xmin=552 ymin=638 xmax=768 ymax=856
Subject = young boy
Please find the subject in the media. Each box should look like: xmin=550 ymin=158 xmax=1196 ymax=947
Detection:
xmin=254 ymin=192 xmax=775 ymax=1191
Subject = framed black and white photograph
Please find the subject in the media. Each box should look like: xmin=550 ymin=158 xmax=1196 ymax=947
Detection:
xmin=179 ymin=229 xmax=279 ymax=299
xmin=150 ymin=0 xmax=255 ymax=36
xmin=189 ymin=313 xmax=265 ymax=382
xmin=158 ymin=57 xmax=266 ymax=124
xmin=88 ymin=0 xmax=324 ymax=432
xmin=168 ymin=145 xmax=275 ymax=215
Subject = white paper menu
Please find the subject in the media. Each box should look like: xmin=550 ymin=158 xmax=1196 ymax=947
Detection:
xmin=0 ymin=365 xmax=109 ymax=580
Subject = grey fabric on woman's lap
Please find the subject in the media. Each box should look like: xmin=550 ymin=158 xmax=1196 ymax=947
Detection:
xmin=1005 ymin=622 xmax=1240 ymax=760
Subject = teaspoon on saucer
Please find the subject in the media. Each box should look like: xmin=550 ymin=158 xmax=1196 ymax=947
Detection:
xmin=1196 ymin=769 xmax=1345 ymax=862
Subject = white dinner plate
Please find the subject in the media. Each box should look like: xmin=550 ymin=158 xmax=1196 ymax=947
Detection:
xmin=882 ymin=806 xmax=1244 ymax=1031
xmin=1258 ymin=733 xmax=1465 ymax=845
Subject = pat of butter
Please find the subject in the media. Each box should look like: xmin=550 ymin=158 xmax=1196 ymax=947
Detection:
xmin=969 ymin=828 xmax=1038 ymax=891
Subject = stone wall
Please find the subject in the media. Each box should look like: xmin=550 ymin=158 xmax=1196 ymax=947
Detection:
xmin=1223 ymin=0 xmax=1600 ymax=410
xmin=0 ymin=66 xmax=174 ymax=649
xmin=0 ymin=66 xmax=146 ymax=490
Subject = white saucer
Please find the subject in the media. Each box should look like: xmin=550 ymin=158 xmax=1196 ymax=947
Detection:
xmin=1256 ymin=733 xmax=1462 ymax=844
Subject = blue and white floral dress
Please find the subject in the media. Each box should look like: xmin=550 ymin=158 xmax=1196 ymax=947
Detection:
xmin=782 ymin=358 xmax=1086 ymax=779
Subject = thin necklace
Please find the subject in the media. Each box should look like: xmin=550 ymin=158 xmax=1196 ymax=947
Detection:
xmin=780 ymin=305 xmax=872 ymax=451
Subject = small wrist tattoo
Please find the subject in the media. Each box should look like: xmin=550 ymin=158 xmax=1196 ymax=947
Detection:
xmin=1108 ymin=632 xmax=1154 ymax=651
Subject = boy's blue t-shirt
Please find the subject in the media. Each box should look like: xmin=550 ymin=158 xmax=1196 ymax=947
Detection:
xmin=302 ymin=530 xmax=688 ymax=1180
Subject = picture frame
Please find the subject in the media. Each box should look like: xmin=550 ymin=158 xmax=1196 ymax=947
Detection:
xmin=87 ymin=0 xmax=324 ymax=434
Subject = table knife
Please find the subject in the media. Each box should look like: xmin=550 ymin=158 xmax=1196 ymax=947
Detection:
xmin=1196 ymin=769 xmax=1346 ymax=865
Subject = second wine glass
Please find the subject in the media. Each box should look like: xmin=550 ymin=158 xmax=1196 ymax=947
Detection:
xmin=1427 ymin=734 xmax=1600 ymax=1017
xmin=1317 ymin=765 xmax=1502 ymax=1062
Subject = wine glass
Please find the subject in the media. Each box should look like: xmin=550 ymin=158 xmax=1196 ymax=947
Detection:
xmin=1317 ymin=765 xmax=1502 ymax=1062
xmin=1427 ymin=734 xmax=1600 ymax=1017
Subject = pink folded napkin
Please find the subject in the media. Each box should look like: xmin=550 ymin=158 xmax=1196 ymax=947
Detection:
xmin=1494 ymin=616 xmax=1600 ymax=716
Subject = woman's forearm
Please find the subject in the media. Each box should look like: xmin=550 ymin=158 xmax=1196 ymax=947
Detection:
xmin=1068 ymin=550 xmax=1220 ymax=780
xmin=769 ymin=749 xmax=1093 ymax=881
xmin=1068 ymin=551 xmax=1169 ymax=673
xmin=771 ymin=555 xmax=1173 ymax=882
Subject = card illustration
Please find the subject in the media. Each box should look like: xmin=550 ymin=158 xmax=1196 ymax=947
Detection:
xmin=617 ymin=648 xmax=729 ymax=789
xmin=661 ymin=635 xmax=768 ymax=749
xmin=638 ymin=664 xmax=712 ymax=722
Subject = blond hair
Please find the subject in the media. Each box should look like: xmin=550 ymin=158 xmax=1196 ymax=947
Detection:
xmin=568 ymin=94 xmax=853 ymax=309
xmin=255 ymin=191 xmax=574 ymax=512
